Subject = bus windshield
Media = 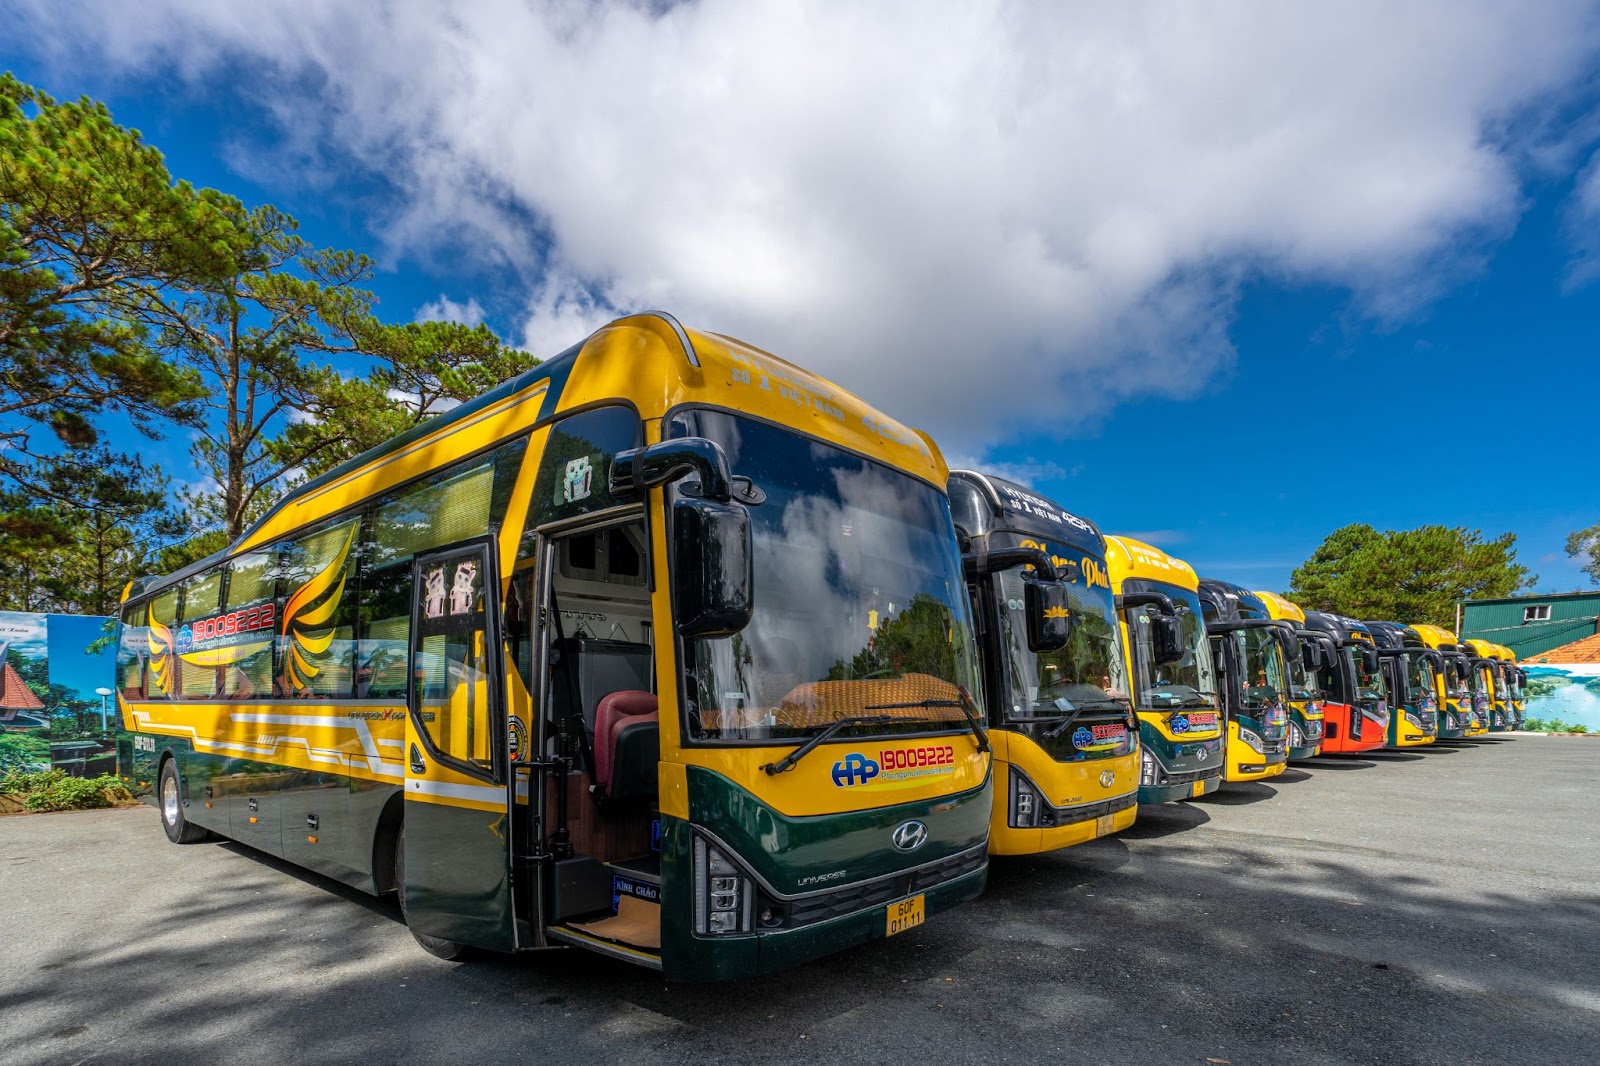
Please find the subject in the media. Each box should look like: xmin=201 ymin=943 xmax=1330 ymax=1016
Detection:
xmin=1404 ymin=653 xmax=1436 ymax=709
xmin=1285 ymin=636 xmax=1317 ymax=702
xmin=995 ymin=559 xmax=1127 ymax=720
xmin=674 ymin=410 xmax=982 ymax=744
xmin=1349 ymin=647 xmax=1386 ymax=706
xmin=1444 ymin=658 xmax=1470 ymax=698
xmin=1234 ymin=627 xmax=1287 ymax=713
xmin=1126 ymin=589 xmax=1216 ymax=711
xmin=1493 ymin=667 xmax=1508 ymax=699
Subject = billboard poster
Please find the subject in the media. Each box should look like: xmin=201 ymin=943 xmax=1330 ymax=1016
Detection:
xmin=0 ymin=611 xmax=120 ymax=777
xmin=1523 ymin=664 xmax=1600 ymax=731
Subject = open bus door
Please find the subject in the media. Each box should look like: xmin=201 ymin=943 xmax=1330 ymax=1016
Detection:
xmin=401 ymin=540 xmax=516 ymax=956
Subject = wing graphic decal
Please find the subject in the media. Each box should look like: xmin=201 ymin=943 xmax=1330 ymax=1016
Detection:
xmin=280 ymin=525 xmax=356 ymax=692
xmin=147 ymin=607 xmax=175 ymax=696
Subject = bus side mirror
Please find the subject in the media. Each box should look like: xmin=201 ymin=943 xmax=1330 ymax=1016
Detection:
xmin=1152 ymin=614 xmax=1186 ymax=665
xmin=1363 ymin=647 xmax=1380 ymax=672
xmin=673 ymin=497 xmax=753 ymax=638
xmin=1024 ymin=578 xmax=1071 ymax=652
xmin=1301 ymin=639 xmax=1325 ymax=671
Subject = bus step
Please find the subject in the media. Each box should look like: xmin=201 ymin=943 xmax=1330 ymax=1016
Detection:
xmin=567 ymin=895 xmax=662 ymax=951
xmin=607 ymin=853 xmax=661 ymax=886
xmin=547 ymin=921 xmax=663 ymax=970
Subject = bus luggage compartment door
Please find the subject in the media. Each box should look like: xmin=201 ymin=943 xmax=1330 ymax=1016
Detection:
xmin=401 ymin=542 xmax=515 ymax=952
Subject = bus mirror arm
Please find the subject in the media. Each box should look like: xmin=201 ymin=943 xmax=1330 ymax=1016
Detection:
xmin=610 ymin=438 xmax=733 ymax=501
xmin=962 ymin=546 xmax=1058 ymax=582
xmin=1116 ymin=592 xmax=1177 ymax=615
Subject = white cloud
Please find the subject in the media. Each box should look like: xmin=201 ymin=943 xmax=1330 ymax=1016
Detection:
xmin=14 ymin=0 xmax=1599 ymax=452
xmin=415 ymin=294 xmax=488 ymax=328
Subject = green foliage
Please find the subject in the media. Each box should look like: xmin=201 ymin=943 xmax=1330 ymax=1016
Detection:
xmin=0 ymin=767 xmax=133 ymax=811
xmin=0 ymin=729 xmax=50 ymax=772
xmin=0 ymin=73 xmax=234 ymax=461
xmin=283 ymin=319 xmax=540 ymax=480
xmin=1287 ymin=523 xmax=1534 ymax=628
xmin=0 ymin=448 xmax=180 ymax=613
xmin=1566 ymin=521 xmax=1600 ymax=586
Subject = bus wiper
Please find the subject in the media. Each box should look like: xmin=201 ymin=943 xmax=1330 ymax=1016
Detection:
xmin=761 ymin=715 xmax=894 ymax=775
xmin=864 ymin=695 xmax=991 ymax=754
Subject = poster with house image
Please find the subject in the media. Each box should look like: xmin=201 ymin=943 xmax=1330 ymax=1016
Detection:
xmin=0 ymin=611 xmax=120 ymax=776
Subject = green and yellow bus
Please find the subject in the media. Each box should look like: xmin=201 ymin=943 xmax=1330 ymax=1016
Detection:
xmin=1255 ymin=591 xmax=1327 ymax=761
xmin=1410 ymin=624 xmax=1471 ymax=739
xmin=1503 ymin=648 xmax=1527 ymax=730
xmin=115 ymin=312 xmax=994 ymax=979
xmin=1104 ymin=536 xmax=1224 ymax=803
xmin=1363 ymin=622 xmax=1439 ymax=748
xmin=948 ymin=472 xmax=1140 ymax=853
xmin=1196 ymin=580 xmax=1292 ymax=783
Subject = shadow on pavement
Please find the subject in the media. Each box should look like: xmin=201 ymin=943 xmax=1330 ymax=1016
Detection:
xmin=1276 ymin=768 xmax=1314 ymax=783
xmin=1298 ymin=757 xmax=1376 ymax=771
xmin=1196 ymin=782 xmax=1277 ymax=805
xmin=1123 ymin=801 xmax=1212 ymax=839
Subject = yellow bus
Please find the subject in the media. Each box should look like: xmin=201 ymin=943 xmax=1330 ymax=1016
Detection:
xmin=1103 ymin=537 xmax=1224 ymax=803
xmin=1463 ymin=639 xmax=1509 ymax=733
xmin=1487 ymin=644 xmax=1526 ymax=730
xmin=115 ymin=312 xmax=994 ymax=979
xmin=1409 ymin=624 xmax=1471 ymax=739
xmin=947 ymin=472 xmax=1140 ymax=854
xmin=1254 ymin=591 xmax=1327 ymax=760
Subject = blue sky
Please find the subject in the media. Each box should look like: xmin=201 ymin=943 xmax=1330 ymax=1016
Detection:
xmin=7 ymin=3 xmax=1600 ymax=599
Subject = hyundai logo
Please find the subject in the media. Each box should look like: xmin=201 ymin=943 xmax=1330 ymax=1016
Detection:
xmin=891 ymin=820 xmax=928 ymax=852
xmin=1099 ymin=770 xmax=1115 ymax=788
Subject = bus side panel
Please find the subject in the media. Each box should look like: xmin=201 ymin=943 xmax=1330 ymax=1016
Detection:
xmin=170 ymin=741 xmax=232 ymax=837
xmin=281 ymin=759 xmax=382 ymax=892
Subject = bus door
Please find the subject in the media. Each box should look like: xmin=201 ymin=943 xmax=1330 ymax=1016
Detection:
xmin=402 ymin=541 xmax=515 ymax=951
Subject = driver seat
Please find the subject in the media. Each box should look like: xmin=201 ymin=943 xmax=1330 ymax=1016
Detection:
xmin=594 ymin=690 xmax=658 ymax=801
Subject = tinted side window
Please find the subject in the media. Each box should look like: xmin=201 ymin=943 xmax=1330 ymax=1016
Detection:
xmin=221 ymin=549 xmax=279 ymax=700
xmin=521 ymin=406 xmax=643 ymax=545
xmin=176 ymin=571 xmax=225 ymax=698
xmin=279 ymin=519 xmax=360 ymax=698
xmin=145 ymin=585 xmax=182 ymax=699
xmin=117 ymin=602 xmax=148 ymax=701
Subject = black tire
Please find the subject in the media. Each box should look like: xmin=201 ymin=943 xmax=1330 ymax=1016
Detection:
xmin=395 ymin=831 xmax=472 ymax=961
xmin=158 ymin=759 xmax=211 ymax=844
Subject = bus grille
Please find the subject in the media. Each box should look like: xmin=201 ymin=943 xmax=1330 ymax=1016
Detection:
xmin=780 ymin=845 xmax=986 ymax=929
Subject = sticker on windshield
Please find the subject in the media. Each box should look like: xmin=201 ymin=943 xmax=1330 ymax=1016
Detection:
xmin=1070 ymin=723 xmax=1127 ymax=753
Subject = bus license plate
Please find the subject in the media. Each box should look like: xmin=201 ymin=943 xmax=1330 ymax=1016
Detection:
xmin=1191 ymin=780 xmax=1205 ymax=798
xmin=886 ymin=895 xmax=925 ymax=937
xmin=1095 ymin=814 xmax=1115 ymax=836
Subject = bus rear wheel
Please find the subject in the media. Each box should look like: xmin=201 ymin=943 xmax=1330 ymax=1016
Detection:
xmin=158 ymin=760 xmax=211 ymax=844
xmin=395 ymin=831 xmax=472 ymax=961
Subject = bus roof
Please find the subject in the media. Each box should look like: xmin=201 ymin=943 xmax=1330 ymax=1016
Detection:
xmin=1197 ymin=578 xmax=1271 ymax=623
xmin=1301 ymin=610 xmax=1375 ymax=645
xmin=1408 ymin=623 xmax=1459 ymax=648
xmin=946 ymin=471 xmax=1104 ymax=557
xmin=1103 ymin=535 xmax=1198 ymax=592
xmin=1254 ymin=590 xmax=1306 ymax=624
xmin=126 ymin=313 xmax=948 ymax=602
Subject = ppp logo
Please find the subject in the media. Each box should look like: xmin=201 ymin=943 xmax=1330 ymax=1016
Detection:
xmin=831 ymin=753 xmax=880 ymax=787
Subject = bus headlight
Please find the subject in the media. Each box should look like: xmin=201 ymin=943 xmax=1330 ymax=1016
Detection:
xmin=693 ymin=836 xmax=753 ymax=936
xmin=1010 ymin=770 xmax=1043 ymax=828
xmin=1140 ymin=748 xmax=1160 ymax=786
xmin=1404 ymin=712 xmax=1423 ymax=731
xmin=1238 ymin=727 xmax=1265 ymax=754
xmin=1288 ymin=721 xmax=1304 ymax=747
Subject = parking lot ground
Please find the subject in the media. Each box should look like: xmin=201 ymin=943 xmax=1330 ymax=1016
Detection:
xmin=2 ymin=735 xmax=1598 ymax=1066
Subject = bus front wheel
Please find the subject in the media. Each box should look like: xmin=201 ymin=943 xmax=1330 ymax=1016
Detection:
xmin=395 ymin=830 xmax=472 ymax=961
xmin=158 ymin=760 xmax=211 ymax=845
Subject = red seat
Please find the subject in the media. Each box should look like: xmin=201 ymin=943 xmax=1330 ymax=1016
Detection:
xmin=594 ymin=690 xmax=658 ymax=792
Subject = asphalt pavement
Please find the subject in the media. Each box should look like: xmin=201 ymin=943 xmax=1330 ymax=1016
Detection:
xmin=2 ymin=735 xmax=1597 ymax=1066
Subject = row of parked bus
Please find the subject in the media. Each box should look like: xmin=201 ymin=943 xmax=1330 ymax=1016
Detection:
xmin=112 ymin=314 xmax=1527 ymax=982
